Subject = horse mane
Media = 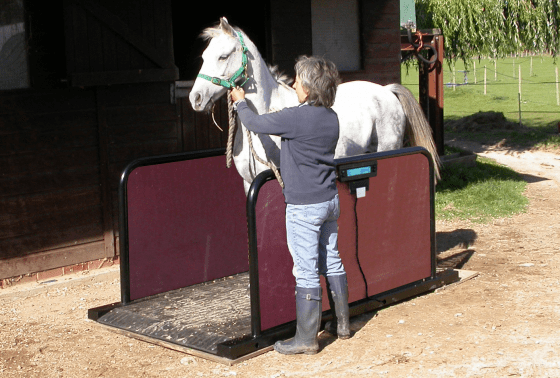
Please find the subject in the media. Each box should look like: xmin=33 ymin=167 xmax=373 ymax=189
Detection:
xmin=200 ymin=24 xmax=237 ymax=41
xmin=268 ymin=65 xmax=293 ymax=87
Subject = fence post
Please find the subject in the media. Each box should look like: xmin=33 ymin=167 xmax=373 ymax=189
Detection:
xmin=452 ymin=67 xmax=456 ymax=91
xmin=555 ymin=67 xmax=560 ymax=106
xmin=484 ymin=66 xmax=487 ymax=95
xmin=518 ymin=65 xmax=522 ymax=98
xmin=518 ymin=93 xmax=522 ymax=127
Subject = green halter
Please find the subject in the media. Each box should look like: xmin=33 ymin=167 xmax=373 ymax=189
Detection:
xmin=197 ymin=31 xmax=249 ymax=89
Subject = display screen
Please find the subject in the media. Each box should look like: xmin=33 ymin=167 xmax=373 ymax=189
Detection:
xmin=346 ymin=166 xmax=371 ymax=177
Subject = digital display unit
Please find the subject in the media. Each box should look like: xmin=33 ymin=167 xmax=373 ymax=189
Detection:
xmin=337 ymin=162 xmax=377 ymax=182
xmin=346 ymin=166 xmax=371 ymax=177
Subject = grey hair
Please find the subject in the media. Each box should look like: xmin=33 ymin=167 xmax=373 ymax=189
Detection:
xmin=294 ymin=56 xmax=340 ymax=108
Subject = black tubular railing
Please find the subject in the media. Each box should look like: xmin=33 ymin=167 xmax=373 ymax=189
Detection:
xmin=245 ymin=169 xmax=278 ymax=338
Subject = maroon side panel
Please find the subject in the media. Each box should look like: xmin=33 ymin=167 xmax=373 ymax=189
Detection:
xmin=257 ymin=179 xmax=371 ymax=328
xmin=126 ymin=156 xmax=248 ymax=301
xmin=257 ymin=151 xmax=432 ymax=331
xmin=355 ymin=153 xmax=432 ymax=295
xmin=336 ymin=183 xmax=368 ymax=304
xmin=256 ymin=180 xmax=296 ymax=331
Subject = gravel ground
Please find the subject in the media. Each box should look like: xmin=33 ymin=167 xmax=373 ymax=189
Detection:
xmin=1 ymin=141 xmax=559 ymax=377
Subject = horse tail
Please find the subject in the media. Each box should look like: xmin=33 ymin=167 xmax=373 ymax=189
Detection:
xmin=386 ymin=83 xmax=442 ymax=181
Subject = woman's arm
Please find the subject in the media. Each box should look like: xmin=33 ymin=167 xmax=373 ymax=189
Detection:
xmin=231 ymin=88 xmax=297 ymax=138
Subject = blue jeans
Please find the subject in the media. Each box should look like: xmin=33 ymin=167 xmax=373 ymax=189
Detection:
xmin=286 ymin=194 xmax=345 ymax=288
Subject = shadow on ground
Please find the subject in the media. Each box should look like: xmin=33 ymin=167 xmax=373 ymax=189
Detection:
xmin=437 ymin=229 xmax=477 ymax=253
xmin=436 ymin=229 xmax=477 ymax=270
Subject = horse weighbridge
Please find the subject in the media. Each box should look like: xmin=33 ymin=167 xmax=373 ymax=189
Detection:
xmin=89 ymin=146 xmax=467 ymax=365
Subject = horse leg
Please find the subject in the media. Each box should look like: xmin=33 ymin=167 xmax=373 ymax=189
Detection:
xmin=243 ymin=179 xmax=251 ymax=196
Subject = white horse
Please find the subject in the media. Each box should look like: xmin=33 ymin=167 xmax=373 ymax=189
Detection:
xmin=189 ymin=18 xmax=440 ymax=193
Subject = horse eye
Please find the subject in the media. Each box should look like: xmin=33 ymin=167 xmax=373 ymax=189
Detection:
xmin=219 ymin=55 xmax=229 ymax=61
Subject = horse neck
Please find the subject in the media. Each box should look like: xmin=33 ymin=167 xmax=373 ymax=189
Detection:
xmin=242 ymin=34 xmax=297 ymax=114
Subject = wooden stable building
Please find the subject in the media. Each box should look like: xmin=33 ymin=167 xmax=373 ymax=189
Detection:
xmin=0 ymin=0 xmax=404 ymax=284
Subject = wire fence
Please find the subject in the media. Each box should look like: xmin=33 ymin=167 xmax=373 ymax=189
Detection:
xmin=403 ymin=55 xmax=560 ymax=129
xmin=435 ymin=56 xmax=560 ymax=128
xmin=445 ymin=56 xmax=560 ymax=107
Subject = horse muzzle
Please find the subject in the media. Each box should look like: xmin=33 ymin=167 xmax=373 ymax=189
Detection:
xmin=189 ymin=85 xmax=227 ymax=112
xmin=189 ymin=90 xmax=208 ymax=112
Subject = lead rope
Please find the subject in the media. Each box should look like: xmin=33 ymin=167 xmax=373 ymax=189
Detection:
xmin=245 ymin=128 xmax=284 ymax=188
xmin=226 ymin=90 xmax=284 ymax=188
xmin=226 ymin=90 xmax=236 ymax=168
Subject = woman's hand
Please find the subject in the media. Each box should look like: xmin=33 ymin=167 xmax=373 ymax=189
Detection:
xmin=231 ymin=87 xmax=245 ymax=102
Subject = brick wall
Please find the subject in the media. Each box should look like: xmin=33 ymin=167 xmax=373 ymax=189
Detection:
xmin=342 ymin=0 xmax=401 ymax=85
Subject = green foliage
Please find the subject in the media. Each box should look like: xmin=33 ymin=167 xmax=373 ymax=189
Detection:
xmin=436 ymin=157 xmax=528 ymax=222
xmin=416 ymin=0 xmax=560 ymax=65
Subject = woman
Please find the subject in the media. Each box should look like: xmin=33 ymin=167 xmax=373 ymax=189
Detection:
xmin=231 ymin=56 xmax=350 ymax=355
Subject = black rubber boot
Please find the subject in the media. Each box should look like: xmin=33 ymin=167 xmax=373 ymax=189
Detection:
xmin=274 ymin=287 xmax=322 ymax=355
xmin=324 ymin=274 xmax=351 ymax=339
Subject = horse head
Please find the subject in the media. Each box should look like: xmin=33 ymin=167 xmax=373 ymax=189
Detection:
xmin=189 ymin=17 xmax=248 ymax=112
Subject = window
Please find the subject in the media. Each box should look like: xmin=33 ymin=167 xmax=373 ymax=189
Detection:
xmin=311 ymin=0 xmax=361 ymax=71
xmin=0 ymin=0 xmax=29 ymax=90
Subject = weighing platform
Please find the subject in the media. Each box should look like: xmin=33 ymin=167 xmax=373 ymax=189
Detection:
xmin=89 ymin=147 xmax=459 ymax=364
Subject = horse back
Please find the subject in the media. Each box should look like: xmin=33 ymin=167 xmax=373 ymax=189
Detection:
xmin=332 ymin=81 xmax=406 ymax=157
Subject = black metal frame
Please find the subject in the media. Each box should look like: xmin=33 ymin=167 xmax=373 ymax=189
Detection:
xmin=89 ymin=146 xmax=459 ymax=362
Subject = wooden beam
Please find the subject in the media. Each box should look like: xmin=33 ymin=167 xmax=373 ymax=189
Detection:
xmin=70 ymin=68 xmax=179 ymax=87
xmin=95 ymin=87 xmax=115 ymax=258
xmin=0 ymin=241 xmax=106 ymax=279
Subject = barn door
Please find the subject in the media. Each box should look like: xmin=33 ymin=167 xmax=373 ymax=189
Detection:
xmin=63 ymin=0 xmax=178 ymax=87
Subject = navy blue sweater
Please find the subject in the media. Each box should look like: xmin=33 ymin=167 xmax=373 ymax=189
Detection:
xmin=237 ymin=101 xmax=339 ymax=205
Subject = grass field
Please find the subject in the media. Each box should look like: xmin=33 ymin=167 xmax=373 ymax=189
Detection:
xmin=402 ymin=55 xmax=560 ymax=149
xmin=399 ymin=56 xmax=560 ymax=222
xmin=435 ymin=155 xmax=529 ymax=222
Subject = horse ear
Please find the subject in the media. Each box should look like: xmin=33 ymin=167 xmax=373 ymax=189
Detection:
xmin=219 ymin=17 xmax=235 ymax=37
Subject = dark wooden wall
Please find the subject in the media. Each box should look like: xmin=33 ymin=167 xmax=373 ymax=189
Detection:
xmin=269 ymin=0 xmax=312 ymax=77
xmin=0 ymin=89 xmax=104 ymax=275
xmin=0 ymin=81 xmax=229 ymax=279
xmin=1 ymin=0 xmax=402 ymax=280
xmin=64 ymin=0 xmax=178 ymax=86
xmin=0 ymin=0 xmax=228 ymax=279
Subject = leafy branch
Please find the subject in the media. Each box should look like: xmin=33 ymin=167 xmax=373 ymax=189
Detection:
xmin=416 ymin=0 xmax=560 ymax=66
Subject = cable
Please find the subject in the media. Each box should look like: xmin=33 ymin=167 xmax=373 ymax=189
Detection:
xmin=352 ymin=194 xmax=369 ymax=298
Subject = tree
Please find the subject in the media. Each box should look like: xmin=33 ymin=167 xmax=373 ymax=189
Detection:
xmin=416 ymin=0 xmax=560 ymax=65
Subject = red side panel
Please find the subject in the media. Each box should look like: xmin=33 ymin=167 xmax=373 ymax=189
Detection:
xmin=126 ymin=156 xmax=248 ymax=301
xmin=256 ymin=180 xmax=296 ymax=331
xmin=353 ymin=153 xmax=432 ymax=295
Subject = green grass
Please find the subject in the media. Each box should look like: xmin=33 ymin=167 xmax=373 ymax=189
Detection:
xmin=402 ymin=55 xmax=560 ymax=150
xmin=401 ymin=57 xmax=550 ymax=223
xmin=435 ymin=156 xmax=529 ymax=223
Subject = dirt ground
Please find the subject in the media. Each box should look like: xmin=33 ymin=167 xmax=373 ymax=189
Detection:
xmin=1 ymin=140 xmax=559 ymax=378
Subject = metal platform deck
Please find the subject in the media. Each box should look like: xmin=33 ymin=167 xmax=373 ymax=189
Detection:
xmin=96 ymin=272 xmax=251 ymax=356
